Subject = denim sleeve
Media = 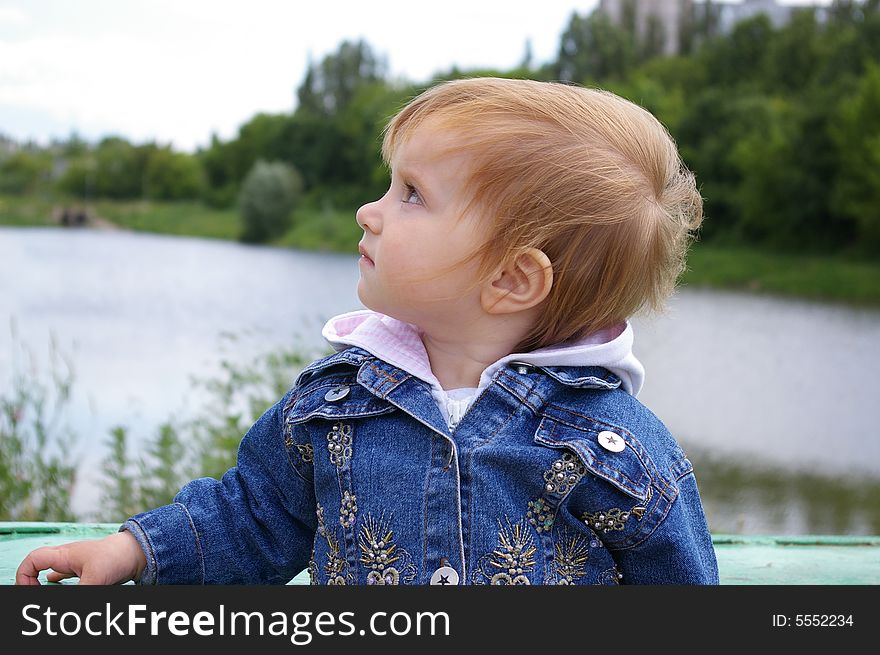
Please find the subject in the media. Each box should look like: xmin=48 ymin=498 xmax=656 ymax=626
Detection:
xmin=612 ymin=468 xmax=720 ymax=585
xmin=121 ymin=390 xmax=317 ymax=584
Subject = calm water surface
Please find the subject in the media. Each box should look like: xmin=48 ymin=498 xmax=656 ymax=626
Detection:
xmin=2 ymin=227 xmax=879 ymax=535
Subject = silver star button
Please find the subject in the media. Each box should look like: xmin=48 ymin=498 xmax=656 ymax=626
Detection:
xmin=324 ymin=385 xmax=350 ymax=402
xmin=430 ymin=566 xmax=459 ymax=585
xmin=597 ymin=430 xmax=625 ymax=452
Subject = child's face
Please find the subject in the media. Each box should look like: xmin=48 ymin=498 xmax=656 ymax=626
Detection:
xmin=356 ymin=124 xmax=489 ymax=329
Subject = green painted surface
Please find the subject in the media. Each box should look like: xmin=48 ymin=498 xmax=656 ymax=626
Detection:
xmin=1 ymin=523 xmax=878 ymax=585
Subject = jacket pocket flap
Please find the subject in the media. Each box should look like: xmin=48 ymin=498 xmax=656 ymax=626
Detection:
xmin=285 ymin=377 xmax=397 ymax=424
xmin=534 ymin=416 xmax=652 ymax=502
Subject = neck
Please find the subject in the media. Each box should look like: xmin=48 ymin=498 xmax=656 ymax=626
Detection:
xmin=418 ymin=311 xmax=537 ymax=390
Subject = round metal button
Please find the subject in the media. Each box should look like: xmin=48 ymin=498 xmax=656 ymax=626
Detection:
xmin=509 ymin=360 xmax=533 ymax=374
xmin=429 ymin=566 xmax=459 ymax=585
xmin=597 ymin=430 xmax=625 ymax=452
xmin=324 ymin=385 xmax=350 ymax=402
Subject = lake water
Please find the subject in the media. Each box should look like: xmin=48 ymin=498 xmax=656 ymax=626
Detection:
xmin=2 ymin=227 xmax=879 ymax=535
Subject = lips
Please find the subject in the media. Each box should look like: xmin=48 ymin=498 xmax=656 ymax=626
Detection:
xmin=358 ymin=243 xmax=374 ymax=266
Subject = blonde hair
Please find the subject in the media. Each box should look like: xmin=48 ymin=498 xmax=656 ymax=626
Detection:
xmin=383 ymin=77 xmax=703 ymax=352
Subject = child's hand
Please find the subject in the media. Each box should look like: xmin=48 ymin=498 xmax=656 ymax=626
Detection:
xmin=15 ymin=531 xmax=148 ymax=585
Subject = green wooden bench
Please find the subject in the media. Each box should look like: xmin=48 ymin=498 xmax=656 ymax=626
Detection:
xmin=2 ymin=523 xmax=878 ymax=584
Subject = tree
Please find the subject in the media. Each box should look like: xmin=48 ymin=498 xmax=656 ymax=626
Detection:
xmin=297 ymin=40 xmax=387 ymax=117
xmin=0 ymin=151 xmax=50 ymax=195
xmin=238 ymin=160 xmax=303 ymax=243
xmin=556 ymin=10 xmax=637 ymax=82
xmin=144 ymin=147 xmax=204 ymax=200
xmin=831 ymin=60 xmax=880 ymax=254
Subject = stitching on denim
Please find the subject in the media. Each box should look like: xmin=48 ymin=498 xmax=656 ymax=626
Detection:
xmin=672 ymin=455 xmax=694 ymax=481
xmin=606 ymin=478 xmax=678 ymax=551
xmin=129 ymin=519 xmax=158 ymax=585
xmin=368 ymin=363 xmax=404 ymax=387
xmin=422 ymin=436 xmax=433 ymax=573
xmin=174 ymin=502 xmax=204 ymax=584
xmin=473 ymin=405 xmax=518 ymax=448
xmin=495 ymin=373 xmax=543 ymax=413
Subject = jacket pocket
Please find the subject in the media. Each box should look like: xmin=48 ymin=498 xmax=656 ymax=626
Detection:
xmin=534 ymin=415 xmax=653 ymax=502
xmin=284 ymin=375 xmax=398 ymax=425
xmin=534 ymin=415 xmax=676 ymax=550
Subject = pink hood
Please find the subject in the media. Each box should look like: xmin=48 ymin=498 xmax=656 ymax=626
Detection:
xmin=322 ymin=310 xmax=645 ymax=398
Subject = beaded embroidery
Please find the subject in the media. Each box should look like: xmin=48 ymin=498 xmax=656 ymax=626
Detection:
xmin=543 ymin=452 xmax=587 ymax=498
xmin=581 ymin=488 xmax=652 ymax=534
xmin=552 ymin=533 xmax=591 ymax=585
xmin=526 ymin=498 xmax=555 ymax=534
xmin=339 ymin=490 xmax=358 ymax=528
xmin=582 ymin=507 xmax=631 ymax=533
xmin=527 ymin=450 xmax=588 ymax=536
xmin=475 ymin=517 xmax=536 ymax=585
xmin=597 ymin=566 xmax=624 ymax=586
xmin=358 ymin=514 xmax=415 ymax=585
xmin=326 ymin=422 xmax=352 ymax=468
xmin=315 ymin=503 xmax=347 ymax=585
xmin=296 ymin=443 xmax=314 ymax=464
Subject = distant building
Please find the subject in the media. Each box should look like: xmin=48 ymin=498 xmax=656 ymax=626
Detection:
xmin=713 ymin=0 xmax=826 ymax=33
xmin=597 ymin=0 xmax=827 ymax=55
xmin=598 ymin=0 xmax=693 ymax=55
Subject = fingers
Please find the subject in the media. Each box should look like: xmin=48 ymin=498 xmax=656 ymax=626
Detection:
xmin=46 ymin=571 xmax=78 ymax=583
xmin=15 ymin=546 xmax=76 ymax=586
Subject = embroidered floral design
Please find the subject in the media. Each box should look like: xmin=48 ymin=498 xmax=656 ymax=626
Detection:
xmin=339 ymin=490 xmax=358 ymax=529
xmin=358 ymin=514 xmax=415 ymax=585
xmin=631 ymin=487 xmax=652 ymax=520
xmin=296 ymin=443 xmax=314 ymax=463
xmin=597 ymin=566 xmax=623 ymax=585
xmin=480 ymin=517 xmax=536 ymax=585
xmin=307 ymin=559 xmax=318 ymax=586
xmin=582 ymin=507 xmax=632 ymax=534
xmin=526 ymin=498 xmax=555 ymax=534
xmin=543 ymin=451 xmax=586 ymax=498
xmin=326 ymin=422 xmax=352 ymax=467
xmin=525 ymin=451 xmax=587 ymax=538
xmin=315 ymin=502 xmax=347 ymax=585
xmin=552 ymin=533 xmax=591 ymax=585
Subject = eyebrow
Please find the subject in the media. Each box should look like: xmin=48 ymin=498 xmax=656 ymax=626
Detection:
xmin=394 ymin=164 xmax=435 ymax=205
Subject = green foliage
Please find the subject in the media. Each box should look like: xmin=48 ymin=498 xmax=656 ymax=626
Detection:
xmin=238 ymin=160 xmax=304 ymax=243
xmin=0 ymin=327 xmax=77 ymax=521
xmin=97 ymin=342 xmax=312 ymax=520
xmin=556 ymin=10 xmax=638 ymax=82
xmin=144 ymin=147 xmax=204 ymax=200
xmin=297 ymin=39 xmax=386 ymax=117
xmin=0 ymin=151 xmax=51 ymax=195
xmin=831 ymin=60 xmax=880 ymax=253
xmin=57 ymin=138 xmax=204 ymax=201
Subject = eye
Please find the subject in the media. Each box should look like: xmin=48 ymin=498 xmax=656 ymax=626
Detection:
xmin=402 ymin=183 xmax=423 ymax=205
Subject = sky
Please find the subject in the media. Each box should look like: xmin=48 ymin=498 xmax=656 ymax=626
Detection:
xmin=0 ymin=0 xmax=831 ymax=152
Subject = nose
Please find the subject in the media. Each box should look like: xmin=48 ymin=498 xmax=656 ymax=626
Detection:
xmin=356 ymin=199 xmax=382 ymax=234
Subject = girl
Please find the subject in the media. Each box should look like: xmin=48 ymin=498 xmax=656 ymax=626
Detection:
xmin=17 ymin=78 xmax=718 ymax=585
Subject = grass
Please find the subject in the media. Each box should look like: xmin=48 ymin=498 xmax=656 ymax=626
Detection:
xmin=0 ymin=194 xmax=56 ymax=226
xmin=94 ymin=199 xmax=240 ymax=240
xmin=683 ymin=243 xmax=880 ymax=307
xmin=2 ymin=194 xmax=879 ymax=307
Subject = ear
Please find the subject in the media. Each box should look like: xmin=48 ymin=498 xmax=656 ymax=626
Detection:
xmin=481 ymin=248 xmax=553 ymax=315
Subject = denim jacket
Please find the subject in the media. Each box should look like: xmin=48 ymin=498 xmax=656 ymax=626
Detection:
xmin=124 ymin=342 xmax=719 ymax=585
